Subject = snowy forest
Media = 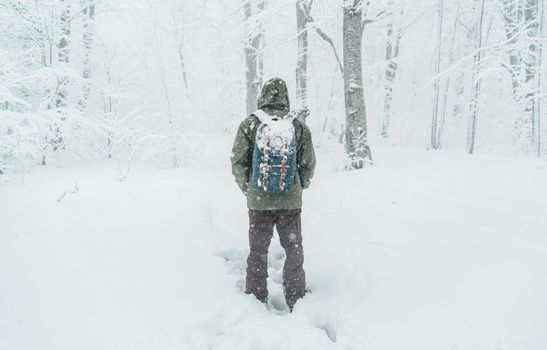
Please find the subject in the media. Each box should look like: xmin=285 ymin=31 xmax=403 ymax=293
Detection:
xmin=1 ymin=1 xmax=547 ymax=350
xmin=0 ymin=0 xmax=545 ymax=178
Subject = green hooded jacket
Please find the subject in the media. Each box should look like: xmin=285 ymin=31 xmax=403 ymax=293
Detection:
xmin=231 ymin=78 xmax=316 ymax=210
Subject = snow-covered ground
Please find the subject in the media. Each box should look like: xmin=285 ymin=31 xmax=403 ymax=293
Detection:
xmin=1 ymin=140 xmax=547 ymax=350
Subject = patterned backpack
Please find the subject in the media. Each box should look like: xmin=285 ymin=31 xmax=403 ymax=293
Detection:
xmin=250 ymin=110 xmax=297 ymax=193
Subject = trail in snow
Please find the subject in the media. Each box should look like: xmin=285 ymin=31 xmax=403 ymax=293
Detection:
xmin=188 ymin=247 xmax=343 ymax=350
xmin=215 ymin=248 xmax=291 ymax=315
xmin=1 ymin=142 xmax=547 ymax=350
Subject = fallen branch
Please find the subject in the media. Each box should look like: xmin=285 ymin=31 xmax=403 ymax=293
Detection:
xmin=118 ymin=134 xmax=167 ymax=182
xmin=57 ymin=184 xmax=79 ymax=202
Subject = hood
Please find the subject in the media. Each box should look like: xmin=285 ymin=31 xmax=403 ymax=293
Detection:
xmin=257 ymin=78 xmax=290 ymax=113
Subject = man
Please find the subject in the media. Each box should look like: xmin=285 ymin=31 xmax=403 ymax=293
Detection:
xmin=230 ymin=77 xmax=316 ymax=310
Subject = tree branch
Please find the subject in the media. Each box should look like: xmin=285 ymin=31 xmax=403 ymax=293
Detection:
xmin=298 ymin=2 xmax=344 ymax=74
xmin=362 ymin=9 xmax=386 ymax=30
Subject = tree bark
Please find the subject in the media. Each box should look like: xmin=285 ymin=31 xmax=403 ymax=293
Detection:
xmin=437 ymin=10 xmax=459 ymax=149
xmin=431 ymin=0 xmax=443 ymax=149
xmin=502 ymin=0 xmax=542 ymax=150
xmin=523 ymin=0 xmax=540 ymax=147
xmin=343 ymin=1 xmax=371 ymax=169
xmin=534 ymin=0 xmax=543 ymax=156
xmin=296 ymin=0 xmax=311 ymax=122
xmin=172 ymin=3 xmax=190 ymax=93
xmin=79 ymin=0 xmax=96 ymax=110
xmin=55 ymin=0 xmax=71 ymax=109
xmin=243 ymin=0 xmax=266 ymax=116
xmin=501 ymin=0 xmax=524 ymax=104
xmin=467 ymin=0 xmax=486 ymax=154
xmin=382 ymin=0 xmax=402 ymax=139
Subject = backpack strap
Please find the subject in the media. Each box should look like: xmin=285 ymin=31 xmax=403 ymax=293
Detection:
xmin=261 ymin=137 xmax=271 ymax=191
xmin=278 ymin=141 xmax=289 ymax=190
xmin=292 ymin=118 xmax=303 ymax=146
xmin=245 ymin=114 xmax=260 ymax=144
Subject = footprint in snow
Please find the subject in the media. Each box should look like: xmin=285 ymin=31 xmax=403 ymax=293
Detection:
xmin=215 ymin=247 xmax=292 ymax=314
xmin=214 ymin=248 xmax=342 ymax=346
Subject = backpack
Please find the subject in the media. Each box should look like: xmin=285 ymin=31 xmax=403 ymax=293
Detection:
xmin=250 ymin=110 xmax=297 ymax=193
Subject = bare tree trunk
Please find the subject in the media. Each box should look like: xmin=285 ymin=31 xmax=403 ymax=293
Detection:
xmin=243 ymin=0 xmax=266 ymax=116
xmin=502 ymin=0 xmax=541 ymax=150
xmin=10 ymin=3 xmax=49 ymax=72
xmin=382 ymin=0 xmax=402 ymax=139
xmin=431 ymin=0 xmax=443 ymax=149
xmin=172 ymin=3 xmax=189 ymax=93
xmin=79 ymin=0 xmax=96 ymax=110
xmin=45 ymin=0 xmax=72 ymax=164
xmin=343 ymin=1 xmax=371 ymax=169
xmin=55 ymin=0 xmax=71 ymax=109
xmin=103 ymin=63 xmax=116 ymax=159
xmin=437 ymin=8 xmax=459 ymax=148
xmin=523 ymin=0 xmax=540 ymax=148
xmin=467 ymin=0 xmax=486 ymax=154
xmin=178 ymin=44 xmax=189 ymax=92
xmin=535 ymin=0 xmax=543 ymax=156
xmin=502 ymin=0 xmax=524 ymax=104
xmin=296 ymin=0 xmax=311 ymax=122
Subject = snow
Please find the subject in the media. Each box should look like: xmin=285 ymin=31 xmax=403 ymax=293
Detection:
xmin=1 ymin=138 xmax=547 ymax=350
xmin=253 ymin=110 xmax=296 ymax=155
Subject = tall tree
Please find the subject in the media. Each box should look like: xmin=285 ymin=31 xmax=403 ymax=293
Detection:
xmin=381 ymin=0 xmax=403 ymax=139
xmin=343 ymin=0 xmax=378 ymax=168
xmin=243 ymin=0 xmax=266 ymax=116
xmin=535 ymin=0 xmax=543 ymax=156
xmin=467 ymin=0 xmax=486 ymax=154
xmin=430 ymin=0 xmax=444 ymax=149
xmin=523 ymin=0 xmax=541 ymax=150
xmin=171 ymin=1 xmax=189 ymax=94
xmin=436 ymin=8 xmax=460 ymax=149
xmin=55 ymin=0 xmax=71 ymax=109
xmin=296 ymin=0 xmax=312 ymax=122
xmin=294 ymin=0 xmax=344 ymax=126
xmin=501 ymin=0 xmax=523 ymax=103
xmin=79 ymin=0 xmax=96 ymax=110
xmin=501 ymin=0 xmax=542 ymax=151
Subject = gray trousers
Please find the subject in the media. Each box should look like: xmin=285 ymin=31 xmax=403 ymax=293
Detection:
xmin=245 ymin=209 xmax=306 ymax=308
